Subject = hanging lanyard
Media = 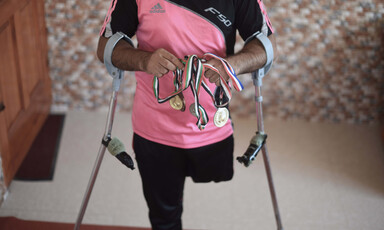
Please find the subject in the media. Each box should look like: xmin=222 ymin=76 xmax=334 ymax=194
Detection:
xmin=152 ymin=53 xmax=243 ymax=130
xmin=153 ymin=58 xmax=192 ymax=103
xmin=203 ymin=53 xmax=244 ymax=92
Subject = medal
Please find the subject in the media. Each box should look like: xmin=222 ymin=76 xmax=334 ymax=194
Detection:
xmin=189 ymin=103 xmax=197 ymax=117
xmin=170 ymin=93 xmax=185 ymax=111
xmin=153 ymin=53 xmax=242 ymax=130
xmin=178 ymin=93 xmax=186 ymax=111
xmin=214 ymin=107 xmax=229 ymax=127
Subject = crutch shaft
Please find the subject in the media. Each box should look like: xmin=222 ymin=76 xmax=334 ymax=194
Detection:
xmin=74 ymin=90 xmax=119 ymax=230
xmin=261 ymin=145 xmax=284 ymax=230
xmin=255 ymin=86 xmax=265 ymax=133
xmin=74 ymin=144 xmax=107 ymax=230
xmin=104 ymin=91 xmax=119 ymax=139
xmin=254 ymin=83 xmax=284 ymax=230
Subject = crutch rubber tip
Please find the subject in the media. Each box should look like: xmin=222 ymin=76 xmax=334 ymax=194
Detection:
xmin=116 ymin=152 xmax=135 ymax=170
xmin=236 ymin=156 xmax=251 ymax=167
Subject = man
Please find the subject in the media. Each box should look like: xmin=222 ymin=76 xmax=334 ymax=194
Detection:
xmin=97 ymin=1 xmax=276 ymax=229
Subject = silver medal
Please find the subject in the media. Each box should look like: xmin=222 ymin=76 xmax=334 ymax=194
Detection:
xmin=214 ymin=107 xmax=229 ymax=127
xmin=189 ymin=103 xmax=198 ymax=117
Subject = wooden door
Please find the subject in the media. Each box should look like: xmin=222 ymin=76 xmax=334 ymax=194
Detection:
xmin=0 ymin=0 xmax=51 ymax=186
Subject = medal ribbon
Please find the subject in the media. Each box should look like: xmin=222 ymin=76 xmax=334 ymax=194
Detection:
xmin=152 ymin=54 xmax=243 ymax=130
xmin=153 ymin=57 xmax=192 ymax=103
xmin=189 ymin=55 xmax=209 ymax=130
xmin=203 ymin=53 xmax=244 ymax=92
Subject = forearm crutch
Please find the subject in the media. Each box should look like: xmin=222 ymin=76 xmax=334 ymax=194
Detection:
xmin=74 ymin=89 xmax=119 ymax=230
xmin=74 ymin=32 xmax=134 ymax=230
xmin=237 ymin=32 xmax=284 ymax=230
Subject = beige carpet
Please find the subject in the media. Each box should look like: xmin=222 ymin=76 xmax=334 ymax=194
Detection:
xmin=0 ymin=111 xmax=383 ymax=230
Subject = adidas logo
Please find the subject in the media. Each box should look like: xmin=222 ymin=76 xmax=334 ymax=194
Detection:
xmin=150 ymin=3 xmax=165 ymax=13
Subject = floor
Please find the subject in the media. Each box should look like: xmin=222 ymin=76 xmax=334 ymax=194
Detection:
xmin=0 ymin=110 xmax=383 ymax=230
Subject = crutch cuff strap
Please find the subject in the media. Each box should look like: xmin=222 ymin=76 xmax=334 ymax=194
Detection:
xmin=103 ymin=32 xmax=132 ymax=78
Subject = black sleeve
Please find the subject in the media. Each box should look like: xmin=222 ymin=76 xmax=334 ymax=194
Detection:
xmin=234 ymin=0 xmax=273 ymax=41
xmin=102 ymin=0 xmax=138 ymax=38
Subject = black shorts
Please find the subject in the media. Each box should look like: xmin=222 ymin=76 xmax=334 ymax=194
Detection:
xmin=133 ymin=133 xmax=234 ymax=183
xmin=133 ymin=133 xmax=234 ymax=230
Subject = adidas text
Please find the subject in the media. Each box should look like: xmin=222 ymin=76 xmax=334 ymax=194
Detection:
xmin=150 ymin=3 xmax=165 ymax=13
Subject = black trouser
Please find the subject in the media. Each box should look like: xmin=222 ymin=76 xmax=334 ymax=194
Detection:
xmin=133 ymin=133 xmax=234 ymax=230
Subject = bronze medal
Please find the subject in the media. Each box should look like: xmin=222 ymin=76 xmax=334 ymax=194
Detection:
xmin=178 ymin=93 xmax=186 ymax=112
xmin=189 ymin=103 xmax=197 ymax=117
xmin=214 ymin=107 xmax=229 ymax=127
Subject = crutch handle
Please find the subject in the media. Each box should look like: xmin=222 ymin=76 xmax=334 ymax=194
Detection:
xmin=237 ymin=132 xmax=267 ymax=167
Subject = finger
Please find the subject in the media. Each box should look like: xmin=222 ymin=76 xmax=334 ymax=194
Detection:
xmin=221 ymin=72 xmax=230 ymax=82
xmin=210 ymin=62 xmax=230 ymax=82
xmin=161 ymin=50 xmax=185 ymax=70
xmin=204 ymin=65 xmax=220 ymax=77
xmin=208 ymin=73 xmax=220 ymax=84
xmin=205 ymin=58 xmax=220 ymax=68
xmin=158 ymin=66 xmax=169 ymax=75
xmin=211 ymin=76 xmax=220 ymax=84
xmin=205 ymin=59 xmax=228 ymax=81
xmin=154 ymin=65 xmax=169 ymax=78
xmin=204 ymin=69 xmax=215 ymax=79
xmin=205 ymin=67 xmax=221 ymax=83
xmin=159 ymin=58 xmax=178 ymax=72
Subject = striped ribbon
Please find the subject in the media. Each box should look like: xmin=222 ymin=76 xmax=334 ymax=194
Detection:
xmin=153 ymin=53 xmax=243 ymax=130
xmin=203 ymin=53 xmax=244 ymax=92
xmin=153 ymin=57 xmax=192 ymax=103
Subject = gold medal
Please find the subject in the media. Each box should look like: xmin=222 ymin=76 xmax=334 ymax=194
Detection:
xmin=214 ymin=107 xmax=229 ymax=127
xmin=170 ymin=93 xmax=185 ymax=111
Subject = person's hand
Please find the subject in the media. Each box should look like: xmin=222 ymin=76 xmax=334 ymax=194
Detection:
xmin=204 ymin=58 xmax=230 ymax=86
xmin=144 ymin=48 xmax=184 ymax=77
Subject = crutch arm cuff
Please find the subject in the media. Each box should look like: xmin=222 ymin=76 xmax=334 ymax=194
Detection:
xmin=245 ymin=31 xmax=274 ymax=78
xmin=103 ymin=32 xmax=133 ymax=78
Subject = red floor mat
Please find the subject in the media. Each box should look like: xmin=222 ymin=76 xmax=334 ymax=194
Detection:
xmin=0 ymin=217 xmax=150 ymax=230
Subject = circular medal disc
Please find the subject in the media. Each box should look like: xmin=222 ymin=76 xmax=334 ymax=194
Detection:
xmin=189 ymin=103 xmax=198 ymax=117
xmin=214 ymin=107 xmax=229 ymax=127
xmin=170 ymin=95 xmax=184 ymax=111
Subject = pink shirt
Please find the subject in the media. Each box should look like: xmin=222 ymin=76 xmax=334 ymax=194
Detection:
xmin=132 ymin=0 xmax=233 ymax=148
